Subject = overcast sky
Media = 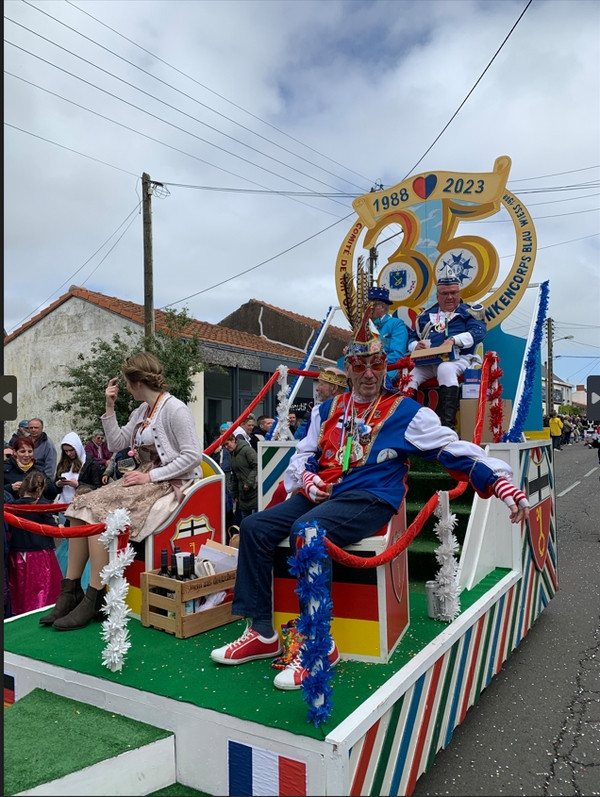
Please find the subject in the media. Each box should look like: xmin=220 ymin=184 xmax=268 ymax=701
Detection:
xmin=4 ymin=0 xmax=599 ymax=387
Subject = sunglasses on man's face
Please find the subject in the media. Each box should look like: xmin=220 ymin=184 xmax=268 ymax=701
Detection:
xmin=346 ymin=355 xmax=387 ymax=373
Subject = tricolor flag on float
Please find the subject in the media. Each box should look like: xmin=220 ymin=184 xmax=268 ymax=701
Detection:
xmin=228 ymin=740 xmax=307 ymax=796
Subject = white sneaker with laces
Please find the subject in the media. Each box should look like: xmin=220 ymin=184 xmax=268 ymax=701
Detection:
xmin=273 ymin=643 xmax=340 ymax=691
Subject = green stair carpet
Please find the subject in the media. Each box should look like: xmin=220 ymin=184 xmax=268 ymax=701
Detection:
xmin=3 ymin=689 xmax=173 ymax=795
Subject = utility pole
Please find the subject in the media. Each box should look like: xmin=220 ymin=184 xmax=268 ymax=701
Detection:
xmin=368 ymin=185 xmax=381 ymax=286
xmin=546 ymin=317 xmax=554 ymax=414
xmin=142 ymin=172 xmax=155 ymax=342
xmin=368 ymin=245 xmax=378 ymax=286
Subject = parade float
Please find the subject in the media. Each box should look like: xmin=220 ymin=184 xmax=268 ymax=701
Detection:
xmin=4 ymin=156 xmax=557 ymax=797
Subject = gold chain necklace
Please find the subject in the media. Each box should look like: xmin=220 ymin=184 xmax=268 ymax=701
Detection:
xmin=338 ymin=393 xmax=382 ymax=473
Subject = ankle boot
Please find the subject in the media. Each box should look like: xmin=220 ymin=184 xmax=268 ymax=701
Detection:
xmin=52 ymin=585 xmax=107 ymax=631
xmin=39 ymin=578 xmax=84 ymax=626
xmin=437 ymin=385 xmax=461 ymax=429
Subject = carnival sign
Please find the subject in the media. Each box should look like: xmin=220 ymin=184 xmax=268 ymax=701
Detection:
xmin=335 ymin=156 xmax=537 ymax=330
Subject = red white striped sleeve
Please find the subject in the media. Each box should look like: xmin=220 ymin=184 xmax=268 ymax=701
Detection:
xmin=493 ymin=478 xmax=529 ymax=508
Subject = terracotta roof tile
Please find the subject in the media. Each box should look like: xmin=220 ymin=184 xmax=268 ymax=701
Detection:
xmin=243 ymin=298 xmax=351 ymax=340
xmin=4 ymin=286 xmax=335 ymax=363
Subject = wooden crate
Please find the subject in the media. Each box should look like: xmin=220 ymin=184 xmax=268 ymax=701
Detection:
xmin=140 ymin=568 xmax=241 ymax=639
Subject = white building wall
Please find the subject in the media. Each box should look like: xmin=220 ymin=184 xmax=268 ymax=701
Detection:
xmin=3 ymin=297 xmax=203 ymax=448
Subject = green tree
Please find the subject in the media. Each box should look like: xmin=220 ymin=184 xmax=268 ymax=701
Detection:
xmin=558 ymin=404 xmax=582 ymax=416
xmin=50 ymin=308 xmax=205 ymax=436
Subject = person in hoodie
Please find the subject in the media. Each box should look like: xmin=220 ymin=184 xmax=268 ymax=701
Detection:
xmin=54 ymin=432 xmax=86 ymax=510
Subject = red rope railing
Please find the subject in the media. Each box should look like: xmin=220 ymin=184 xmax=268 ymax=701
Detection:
xmin=325 ymin=352 xmax=503 ymax=568
xmin=3 ymin=356 xmax=505 ymax=559
xmin=4 ymin=504 xmax=106 ymax=538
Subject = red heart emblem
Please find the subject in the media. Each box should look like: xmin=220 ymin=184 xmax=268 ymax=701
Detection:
xmin=413 ymin=174 xmax=437 ymax=200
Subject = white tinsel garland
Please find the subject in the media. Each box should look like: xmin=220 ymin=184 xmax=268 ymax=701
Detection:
xmin=432 ymin=491 xmax=461 ymax=622
xmin=273 ymin=365 xmax=294 ymax=440
xmin=98 ymin=508 xmax=135 ymax=672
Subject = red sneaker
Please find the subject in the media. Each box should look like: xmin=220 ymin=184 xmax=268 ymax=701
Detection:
xmin=210 ymin=624 xmax=282 ymax=665
xmin=273 ymin=643 xmax=340 ymax=691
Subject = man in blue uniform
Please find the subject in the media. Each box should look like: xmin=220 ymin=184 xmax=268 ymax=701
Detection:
xmin=210 ymin=306 xmax=527 ymax=691
xmin=408 ymin=276 xmax=487 ymax=428
xmin=368 ymin=285 xmax=408 ymax=383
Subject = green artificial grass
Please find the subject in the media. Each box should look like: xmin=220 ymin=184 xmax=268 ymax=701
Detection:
xmin=4 ymin=572 xmax=507 ymax=746
xmin=148 ymin=785 xmax=209 ymax=796
xmin=3 ymin=688 xmax=172 ymax=795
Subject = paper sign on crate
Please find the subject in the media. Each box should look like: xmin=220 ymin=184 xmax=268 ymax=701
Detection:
xmin=198 ymin=539 xmax=238 ymax=573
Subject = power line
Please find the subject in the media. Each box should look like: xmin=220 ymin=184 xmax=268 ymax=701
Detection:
xmin=7 ymin=202 xmax=141 ymax=334
xmin=5 ymin=0 xmax=596 ymax=335
xmin=3 ymin=42 xmax=352 ymax=212
xmin=509 ymin=165 xmax=600 ymax=183
xmin=4 ymin=122 xmax=138 ymax=177
xmin=5 ymin=70 xmax=346 ymax=220
xmin=64 ymin=0 xmax=375 ymax=188
xmin=5 ymin=16 xmax=362 ymax=200
xmin=161 ymin=213 xmax=355 ymax=309
xmin=402 ymin=0 xmax=534 ymax=178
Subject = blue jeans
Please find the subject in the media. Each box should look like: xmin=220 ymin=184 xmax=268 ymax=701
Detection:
xmin=231 ymin=490 xmax=395 ymax=631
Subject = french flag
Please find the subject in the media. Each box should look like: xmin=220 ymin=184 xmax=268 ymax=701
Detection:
xmin=228 ymin=740 xmax=307 ymax=796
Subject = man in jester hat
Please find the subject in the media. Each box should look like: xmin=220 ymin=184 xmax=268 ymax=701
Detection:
xmin=210 ymin=304 xmax=529 ymax=690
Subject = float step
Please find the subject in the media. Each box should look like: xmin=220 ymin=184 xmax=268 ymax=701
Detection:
xmin=4 ymin=688 xmax=175 ymax=796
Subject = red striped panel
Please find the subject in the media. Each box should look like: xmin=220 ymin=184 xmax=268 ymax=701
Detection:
xmin=406 ymin=656 xmax=445 ymax=794
xmin=350 ymin=719 xmax=381 ymax=796
xmin=458 ymin=614 xmax=485 ymax=724
xmin=495 ymin=586 xmax=514 ymax=674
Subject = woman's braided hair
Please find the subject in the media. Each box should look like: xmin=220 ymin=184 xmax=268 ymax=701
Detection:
xmin=122 ymin=352 xmax=169 ymax=392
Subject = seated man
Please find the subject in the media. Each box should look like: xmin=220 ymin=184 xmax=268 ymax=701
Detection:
xmin=210 ymin=307 xmax=528 ymax=691
xmin=407 ymin=275 xmax=487 ymax=428
xmin=315 ymin=366 xmax=347 ymax=405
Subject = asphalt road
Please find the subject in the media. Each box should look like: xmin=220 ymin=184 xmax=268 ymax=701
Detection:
xmin=412 ymin=441 xmax=600 ymax=797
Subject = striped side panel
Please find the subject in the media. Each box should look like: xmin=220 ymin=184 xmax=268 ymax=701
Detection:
xmin=259 ymin=445 xmax=294 ymax=508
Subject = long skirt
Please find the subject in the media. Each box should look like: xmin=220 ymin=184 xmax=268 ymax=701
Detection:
xmin=8 ymin=549 xmax=63 ymax=616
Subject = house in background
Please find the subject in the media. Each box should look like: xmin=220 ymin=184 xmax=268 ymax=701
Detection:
xmin=570 ymin=385 xmax=588 ymax=413
xmin=541 ymin=363 xmax=574 ymax=413
xmin=3 ymin=286 xmax=341 ymax=448
xmin=220 ymin=299 xmax=350 ymax=363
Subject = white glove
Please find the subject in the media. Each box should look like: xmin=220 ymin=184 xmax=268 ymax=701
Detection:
xmin=302 ymin=470 xmax=327 ymax=502
xmin=493 ymin=478 xmax=529 ymax=509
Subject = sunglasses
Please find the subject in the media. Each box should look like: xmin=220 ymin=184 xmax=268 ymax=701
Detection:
xmin=346 ymin=355 xmax=387 ymax=373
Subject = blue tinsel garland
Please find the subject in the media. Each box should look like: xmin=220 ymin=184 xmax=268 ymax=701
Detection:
xmin=502 ymin=280 xmax=549 ymax=443
xmin=287 ymin=521 xmax=334 ymax=727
